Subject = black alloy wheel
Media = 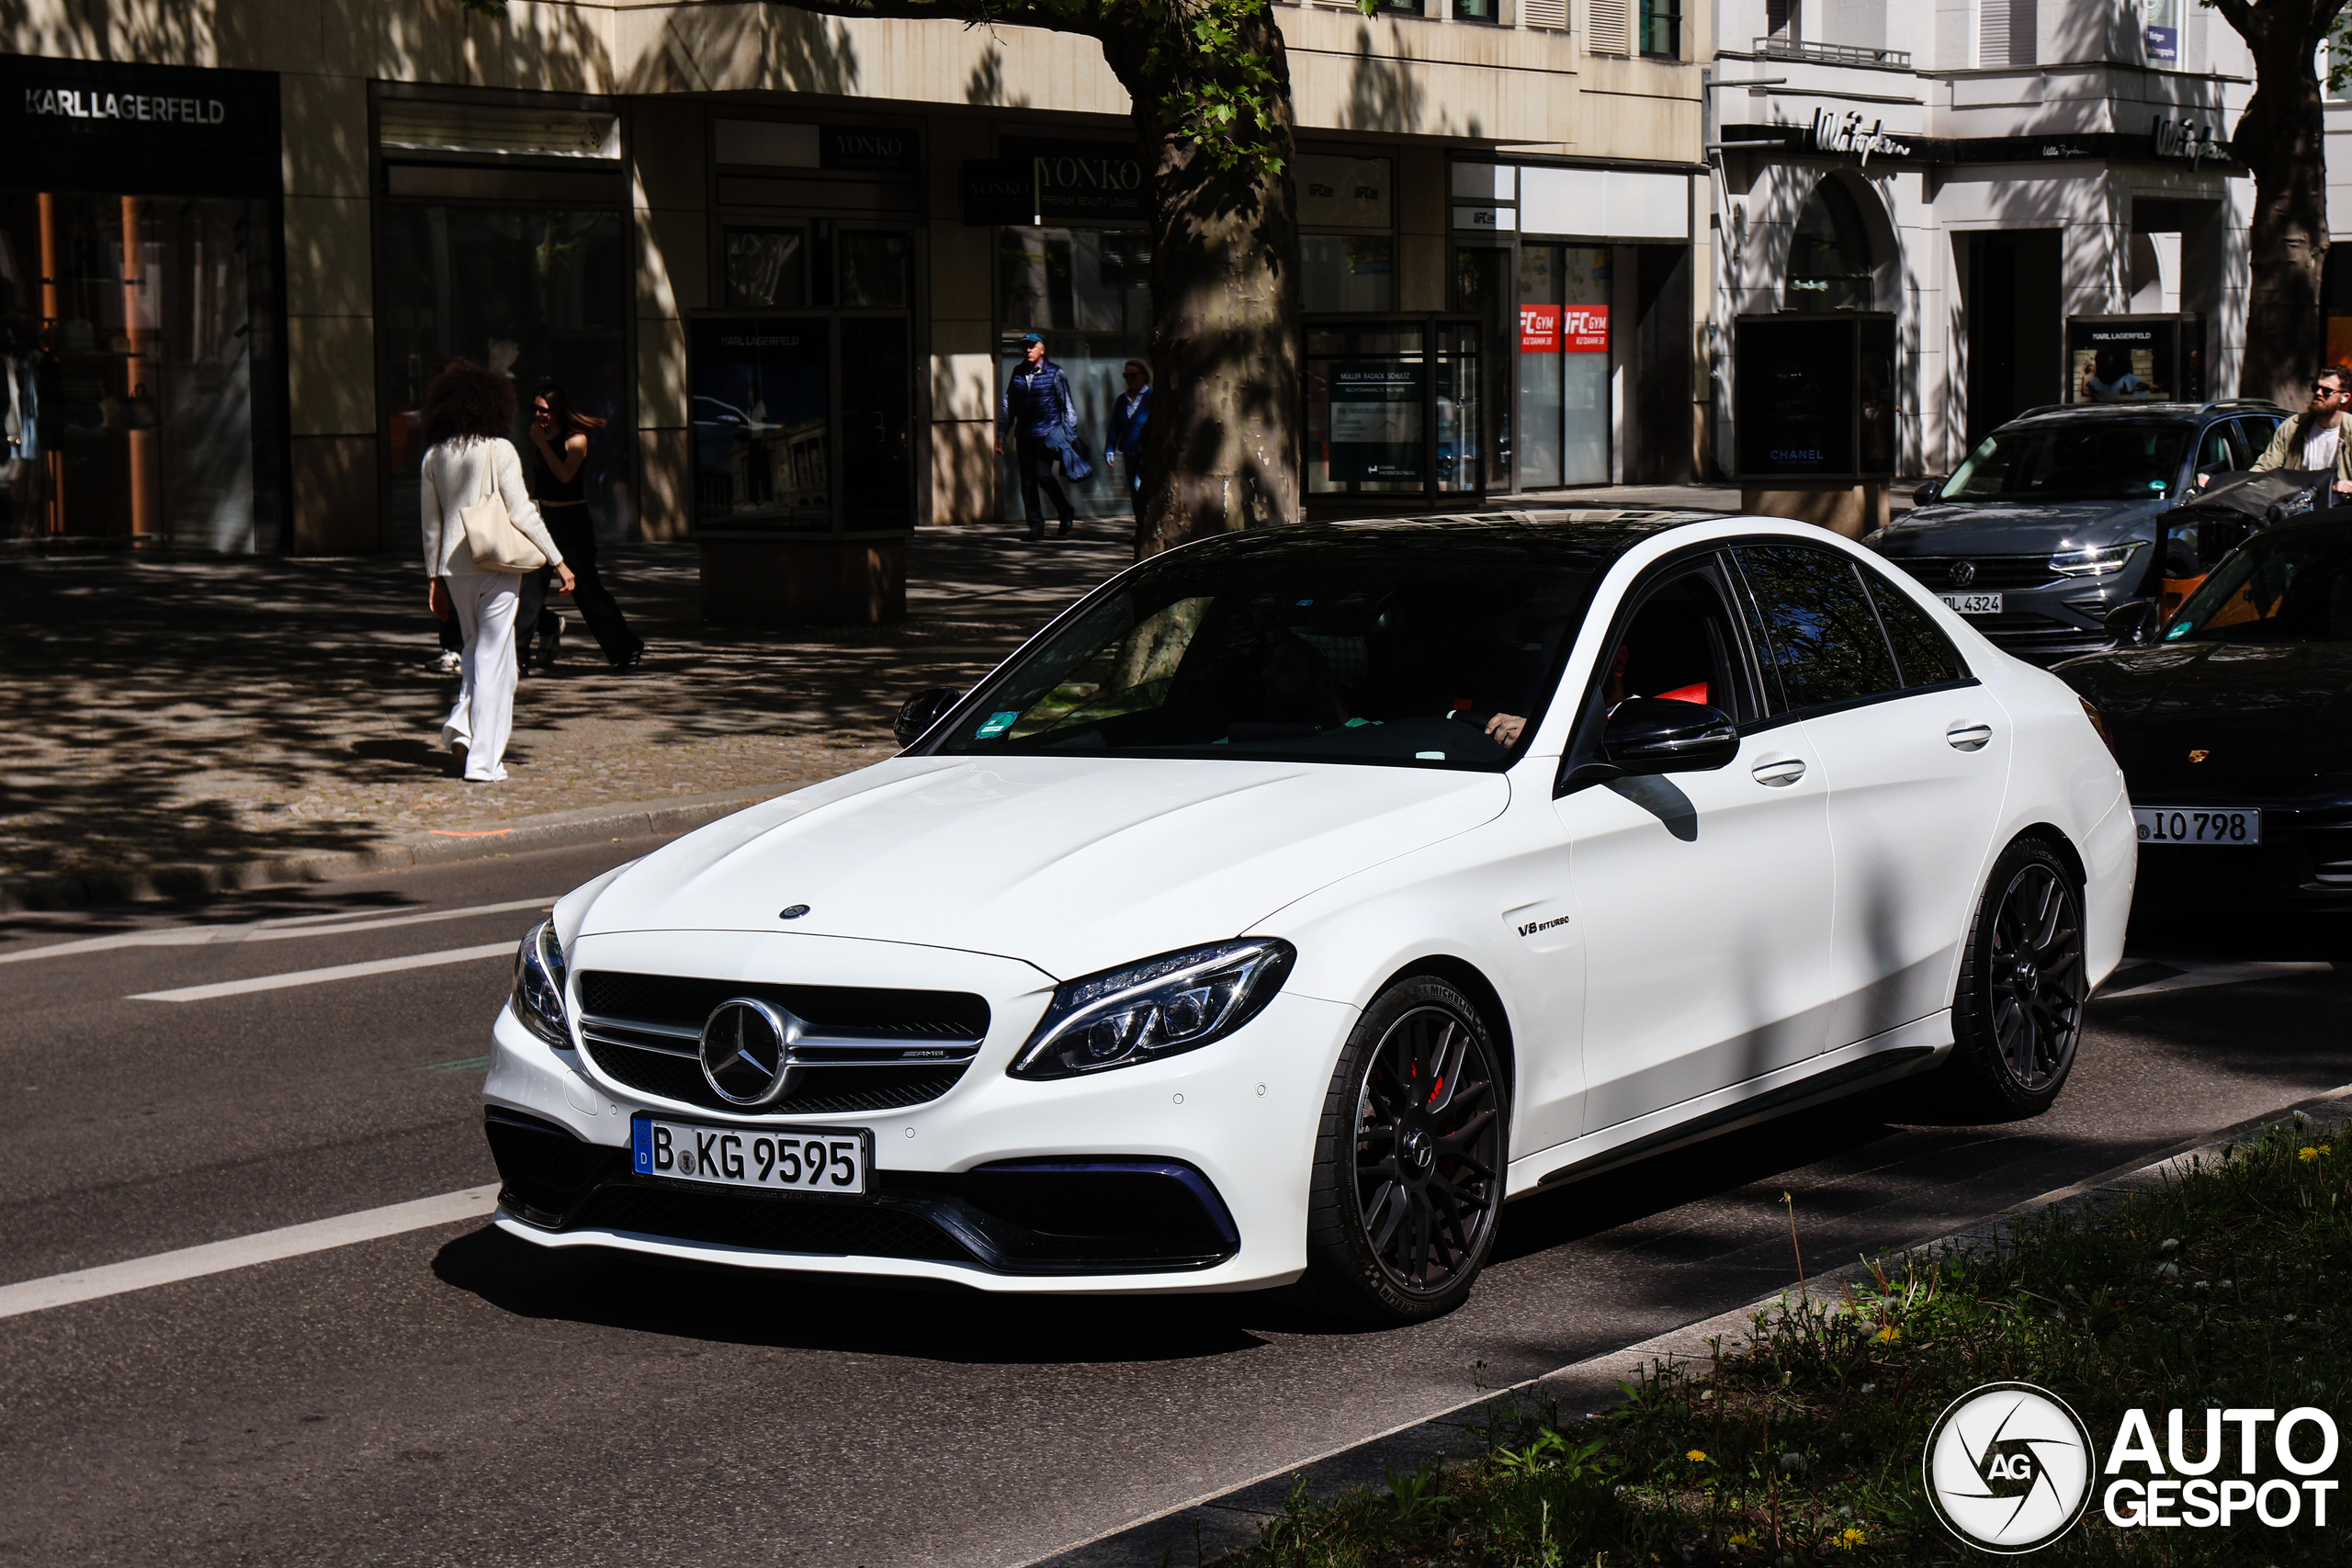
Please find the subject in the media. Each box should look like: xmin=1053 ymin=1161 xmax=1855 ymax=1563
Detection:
xmin=1921 ymin=838 xmax=2086 ymax=1122
xmin=1297 ymin=976 xmax=1508 ymax=1325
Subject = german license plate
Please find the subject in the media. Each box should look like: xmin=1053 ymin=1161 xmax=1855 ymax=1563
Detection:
xmin=1939 ymin=592 xmax=2003 ymax=615
xmin=632 ymin=1114 xmax=870 ymax=1193
xmin=2134 ymin=807 xmax=2261 ymax=846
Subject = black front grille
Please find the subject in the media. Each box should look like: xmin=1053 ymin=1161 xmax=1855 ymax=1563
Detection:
xmin=572 ymin=970 xmax=988 ymax=1116
xmin=579 ymin=1037 xmax=969 ymax=1115
xmin=1888 ymin=555 xmax=2062 ymax=592
xmin=577 ymin=972 xmax=988 ymax=1039
xmin=568 ymin=1184 xmax=978 ymax=1263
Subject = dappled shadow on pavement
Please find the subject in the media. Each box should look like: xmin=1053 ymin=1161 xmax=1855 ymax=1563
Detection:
xmin=0 ymin=529 xmax=1129 ymax=887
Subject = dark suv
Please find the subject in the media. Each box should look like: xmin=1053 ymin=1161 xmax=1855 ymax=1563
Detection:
xmin=1864 ymin=400 xmax=2287 ymax=663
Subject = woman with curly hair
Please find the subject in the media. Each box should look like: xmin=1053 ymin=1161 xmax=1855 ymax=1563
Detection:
xmin=420 ymin=358 xmax=572 ymax=782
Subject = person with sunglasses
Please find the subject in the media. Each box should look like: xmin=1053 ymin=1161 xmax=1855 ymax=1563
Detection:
xmin=2252 ymin=365 xmax=2352 ymax=500
xmin=1107 ymin=359 xmax=1152 ymax=524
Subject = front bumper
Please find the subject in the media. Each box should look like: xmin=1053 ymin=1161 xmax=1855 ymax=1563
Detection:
xmin=481 ymin=932 xmax=1355 ymax=1293
xmin=2131 ymin=800 xmax=2352 ymax=908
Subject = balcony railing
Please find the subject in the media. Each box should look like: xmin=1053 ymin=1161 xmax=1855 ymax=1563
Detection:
xmin=1753 ymin=37 xmax=1913 ymax=68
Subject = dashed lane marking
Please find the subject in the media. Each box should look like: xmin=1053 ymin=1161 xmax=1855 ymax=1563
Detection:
xmin=0 ymin=1185 xmax=502 ymax=1322
xmin=127 ymin=942 xmax=515 ymax=1002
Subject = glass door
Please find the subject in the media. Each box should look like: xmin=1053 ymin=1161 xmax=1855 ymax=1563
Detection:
xmin=1514 ymin=243 xmax=1611 ymax=491
xmin=1305 ymin=316 xmax=1485 ymax=507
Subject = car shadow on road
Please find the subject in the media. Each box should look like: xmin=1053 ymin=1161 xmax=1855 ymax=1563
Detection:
xmin=429 ymin=1225 xmax=1275 ymax=1362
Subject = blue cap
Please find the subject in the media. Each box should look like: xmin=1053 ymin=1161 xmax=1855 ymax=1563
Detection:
xmin=1020 ymin=332 xmax=1044 ymax=345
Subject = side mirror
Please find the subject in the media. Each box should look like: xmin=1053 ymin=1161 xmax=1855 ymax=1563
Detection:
xmin=2102 ymin=601 xmax=2162 ymax=649
xmin=893 ymin=686 xmax=962 ymax=745
xmin=1914 ymin=479 xmax=1943 ymax=507
xmin=1600 ymin=697 xmax=1741 ymax=775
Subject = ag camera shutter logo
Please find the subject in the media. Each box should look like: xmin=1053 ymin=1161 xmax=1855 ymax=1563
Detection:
xmin=1923 ymin=1382 xmax=2095 ymax=1552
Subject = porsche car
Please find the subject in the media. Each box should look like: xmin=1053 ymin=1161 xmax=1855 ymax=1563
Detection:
xmin=482 ymin=512 xmax=2132 ymax=1324
xmin=2057 ymin=513 xmax=2352 ymax=907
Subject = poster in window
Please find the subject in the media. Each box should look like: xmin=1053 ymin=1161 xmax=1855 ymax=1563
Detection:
xmin=1328 ymin=363 xmax=1425 ymax=482
xmin=689 ymin=315 xmax=832 ymax=529
xmin=2067 ymin=318 xmax=2178 ymax=405
xmin=1564 ymin=305 xmax=1610 ymax=352
xmin=1520 ymin=304 xmax=1561 ymax=353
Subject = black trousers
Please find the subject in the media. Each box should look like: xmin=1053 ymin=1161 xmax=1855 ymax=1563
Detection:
xmin=518 ymin=511 xmax=639 ymax=666
xmin=1014 ymin=437 xmax=1073 ymax=531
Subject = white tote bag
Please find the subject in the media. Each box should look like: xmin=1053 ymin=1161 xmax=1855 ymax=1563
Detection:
xmin=460 ymin=446 xmax=548 ymax=573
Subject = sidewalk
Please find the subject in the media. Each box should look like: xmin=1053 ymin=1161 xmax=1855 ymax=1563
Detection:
xmin=0 ymin=525 xmax=1132 ymax=906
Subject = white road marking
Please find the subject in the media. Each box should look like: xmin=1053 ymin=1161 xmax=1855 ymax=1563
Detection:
xmin=0 ymin=897 xmax=553 ymax=966
xmin=2098 ymin=960 xmax=2335 ymax=1001
xmin=0 ymin=1185 xmax=501 ymax=1322
xmin=128 ymin=942 xmax=515 ymax=1002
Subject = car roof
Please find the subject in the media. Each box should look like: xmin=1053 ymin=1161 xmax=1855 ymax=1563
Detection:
xmin=2001 ymin=399 xmax=2285 ymax=428
xmin=1170 ymin=509 xmax=1732 ymax=570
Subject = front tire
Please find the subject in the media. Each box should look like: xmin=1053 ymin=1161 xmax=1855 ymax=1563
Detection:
xmin=1919 ymin=838 xmax=2087 ymax=1122
xmin=1295 ymin=976 xmax=1509 ymax=1325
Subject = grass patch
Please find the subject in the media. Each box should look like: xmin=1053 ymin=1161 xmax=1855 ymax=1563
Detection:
xmin=1219 ymin=1117 xmax=2349 ymax=1567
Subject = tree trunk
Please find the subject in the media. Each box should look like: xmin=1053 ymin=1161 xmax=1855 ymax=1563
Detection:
xmin=1107 ymin=6 xmax=1303 ymax=558
xmin=2234 ymin=11 xmax=2334 ymax=404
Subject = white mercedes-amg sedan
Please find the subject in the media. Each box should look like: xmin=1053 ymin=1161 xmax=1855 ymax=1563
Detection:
xmin=483 ymin=512 xmax=2133 ymax=1324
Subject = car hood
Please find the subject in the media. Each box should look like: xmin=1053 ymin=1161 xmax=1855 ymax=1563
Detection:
xmin=2057 ymin=641 xmax=2352 ymax=795
xmin=1878 ymin=499 xmax=2157 ymax=556
xmin=576 ymin=755 xmax=1513 ymax=978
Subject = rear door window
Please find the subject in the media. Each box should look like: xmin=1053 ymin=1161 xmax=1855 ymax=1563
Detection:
xmin=1855 ymin=562 xmax=1969 ymax=687
xmin=1734 ymin=545 xmax=1904 ymax=714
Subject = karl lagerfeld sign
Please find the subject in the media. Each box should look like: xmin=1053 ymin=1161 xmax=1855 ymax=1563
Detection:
xmin=0 ymin=56 xmax=277 ymax=155
xmin=1808 ymin=109 xmax=1914 ymax=166
xmin=2152 ymin=115 xmax=2224 ymax=168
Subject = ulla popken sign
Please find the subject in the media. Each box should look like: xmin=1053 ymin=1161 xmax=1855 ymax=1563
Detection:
xmin=1520 ymin=305 xmax=1609 ymax=354
xmin=1807 ymin=108 xmax=1913 ymax=166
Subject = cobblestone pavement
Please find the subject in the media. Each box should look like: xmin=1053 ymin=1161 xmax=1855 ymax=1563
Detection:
xmin=0 ymin=526 xmax=1133 ymax=885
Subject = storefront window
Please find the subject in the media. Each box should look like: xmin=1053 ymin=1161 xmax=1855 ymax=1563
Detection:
xmin=1786 ymin=179 xmax=1876 ymax=311
xmin=997 ymin=226 xmax=1151 ymax=523
xmin=0 ymin=189 xmax=280 ymax=549
xmin=1302 ymin=236 xmax=1396 ymax=313
xmin=726 ymin=227 xmax=808 ymax=308
xmin=378 ymin=206 xmax=629 ymax=537
xmin=1306 ymin=321 xmax=1483 ymax=499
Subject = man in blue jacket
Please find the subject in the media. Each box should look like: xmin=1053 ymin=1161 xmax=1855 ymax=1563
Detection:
xmin=995 ymin=333 xmax=1079 ymax=540
xmin=1107 ymin=358 xmax=1152 ymax=522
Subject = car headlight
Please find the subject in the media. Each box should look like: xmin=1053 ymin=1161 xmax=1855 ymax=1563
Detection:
xmin=2049 ymin=541 xmax=2145 ymax=577
xmin=511 ymin=917 xmax=571 ymax=1048
xmin=1009 ymin=939 xmax=1295 ymax=1080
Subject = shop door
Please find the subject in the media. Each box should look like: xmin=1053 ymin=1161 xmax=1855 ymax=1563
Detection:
xmin=1515 ymin=245 xmax=1612 ymax=491
xmin=378 ymin=206 xmax=630 ymax=544
xmin=1963 ymin=231 xmax=2062 ymax=447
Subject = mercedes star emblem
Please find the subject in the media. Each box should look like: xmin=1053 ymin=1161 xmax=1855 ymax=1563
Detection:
xmin=699 ymin=997 xmax=803 ymax=1106
xmin=1949 ymin=561 xmax=1977 ymax=588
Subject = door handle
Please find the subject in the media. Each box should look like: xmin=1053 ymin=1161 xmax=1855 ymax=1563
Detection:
xmin=1751 ymin=758 xmax=1807 ymax=786
xmin=1947 ymin=722 xmax=1994 ymax=752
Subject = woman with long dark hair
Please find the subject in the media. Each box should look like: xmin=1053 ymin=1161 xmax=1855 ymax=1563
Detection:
xmin=518 ymin=379 xmax=643 ymax=671
xmin=420 ymin=359 xmax=571 ymax=782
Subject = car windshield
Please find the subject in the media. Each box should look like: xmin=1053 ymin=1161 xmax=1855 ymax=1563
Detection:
xmin=930 ymin=538 xmax=1598 ymax=768
xmin=1940 ymin=423 xmax=2190 ymax=503
xmin=2166 ymin=525 xmax=2352 ymax=644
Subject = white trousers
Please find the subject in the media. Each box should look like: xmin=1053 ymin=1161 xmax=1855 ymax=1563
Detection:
xmin=441 ymin=572 xmax=522 ymax=782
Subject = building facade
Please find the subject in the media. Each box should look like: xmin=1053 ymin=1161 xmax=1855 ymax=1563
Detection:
xmin=0 ymin=0 xmax=1711 ymax=583
xmin=1706 ymin=0 xmax=2255 ymax=491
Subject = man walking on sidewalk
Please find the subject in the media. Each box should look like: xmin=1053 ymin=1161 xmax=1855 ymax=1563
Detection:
xmin=995 ymin=333 xmax=1079 ymax=541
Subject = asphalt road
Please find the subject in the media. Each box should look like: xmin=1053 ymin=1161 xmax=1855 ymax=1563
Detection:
xmin=1 ymin=840 xmax=2346 ymax=1567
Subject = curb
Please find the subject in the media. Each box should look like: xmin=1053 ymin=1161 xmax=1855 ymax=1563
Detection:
xmin=0 ymin=784 xmax=786 ymax=913
xmin=1020 ymin=1083 xmax=2352 ymax=1568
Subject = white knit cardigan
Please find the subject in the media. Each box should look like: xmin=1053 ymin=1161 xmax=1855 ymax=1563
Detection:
xmin=419 ymin=436 xmax=563 ymax=578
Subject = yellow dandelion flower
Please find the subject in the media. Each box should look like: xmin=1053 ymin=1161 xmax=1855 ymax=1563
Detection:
xmin=1687 ymin=1449 xmax=1709 ymax=1462
xmin=1726 ymin=1533 xmax=1757 ymax=1551
xmin=1841 ymin=1526 xmax=1868 ymax=1547
xmin=2301 ymin=1145 xmax=2324 ymax=1164
xmin=1875 ymin=1325 xmax=1903 ymax=1343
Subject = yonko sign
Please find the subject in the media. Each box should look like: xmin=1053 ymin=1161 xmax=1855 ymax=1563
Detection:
xmin=1925 ymin=1384 xmax=2342 ymax=1551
